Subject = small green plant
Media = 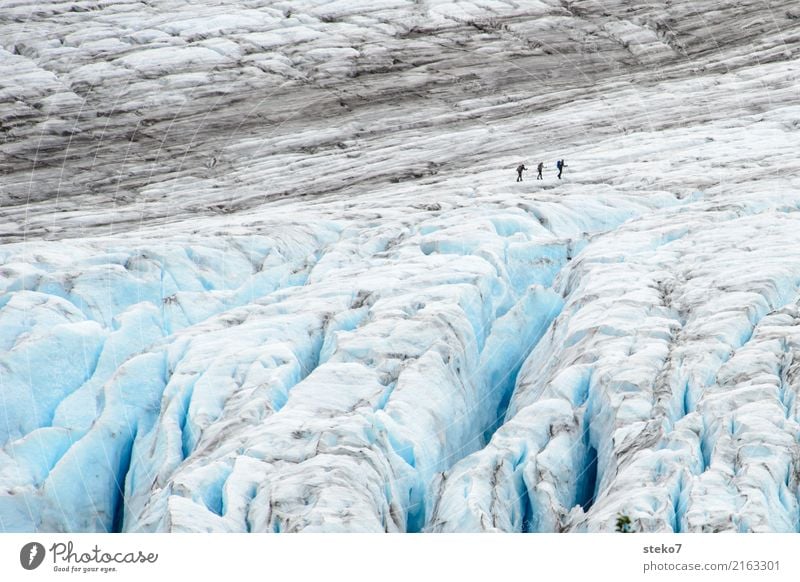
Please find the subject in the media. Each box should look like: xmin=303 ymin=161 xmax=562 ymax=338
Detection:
xmin=615 ymin=514 xmax=632 ymax=533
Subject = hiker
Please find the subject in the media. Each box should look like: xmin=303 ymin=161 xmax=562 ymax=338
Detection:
xmin=516 ymin=164 xmax=527 ymax=182
xmin=537 ymin=162 xmax=544 ymax=180
xmin=556 ymin=159 xmax=566 ymax=179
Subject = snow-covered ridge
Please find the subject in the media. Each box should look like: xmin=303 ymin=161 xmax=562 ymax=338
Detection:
xmin=1 ymin=1 xmax=800 ymax=532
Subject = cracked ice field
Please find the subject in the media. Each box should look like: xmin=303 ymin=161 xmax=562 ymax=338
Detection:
xmin=1 ymin=0 xmax=800 ymax=532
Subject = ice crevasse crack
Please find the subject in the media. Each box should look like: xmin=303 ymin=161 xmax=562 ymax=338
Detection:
xmin=0 ymin=194 xmax=682 ymax=532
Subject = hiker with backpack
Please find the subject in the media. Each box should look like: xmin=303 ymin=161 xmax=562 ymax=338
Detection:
xmin=536 ymin=162 xmax=544 ymax=180
xmin=516 ymin=164 xmax=527 ymax=182
xmin=556 ymin=159 xmax=567 ymax=179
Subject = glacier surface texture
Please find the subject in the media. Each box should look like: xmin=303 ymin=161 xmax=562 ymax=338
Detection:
xmin=2 ymin=0 xmax=800 ymax=532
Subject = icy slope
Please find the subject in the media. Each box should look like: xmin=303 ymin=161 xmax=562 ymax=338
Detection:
xmin=2 ymin=0 xmax=797 ymax=239
xmin=1 ymin=0 xmax=800 ymax=532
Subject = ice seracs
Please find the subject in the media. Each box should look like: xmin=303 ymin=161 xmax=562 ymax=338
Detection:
xmin=432 ymin=194 xmax=800 ymax=532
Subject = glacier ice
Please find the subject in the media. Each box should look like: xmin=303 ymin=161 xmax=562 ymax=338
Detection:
xmin=2 ymin=0 xmax=800 ymax=533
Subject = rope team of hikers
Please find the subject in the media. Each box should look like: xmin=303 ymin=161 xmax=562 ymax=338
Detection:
xmin=516 ymin=160 xmax=567 ymax=182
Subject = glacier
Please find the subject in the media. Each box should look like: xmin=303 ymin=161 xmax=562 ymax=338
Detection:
xmin=1 ymin=0 xmax=800 ymax=533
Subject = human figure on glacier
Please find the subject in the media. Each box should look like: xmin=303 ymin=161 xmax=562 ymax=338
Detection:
xmin=556 ymin=159 xmax=566 ymax=179
xmin=516 ymin=164 xmax=527 ymax=182
xmin=536 ymin=161 xmax=544 ymax=180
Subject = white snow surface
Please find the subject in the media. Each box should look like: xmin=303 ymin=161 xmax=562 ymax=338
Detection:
xmin=1 ymin=0 xmax=800 ymax=532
